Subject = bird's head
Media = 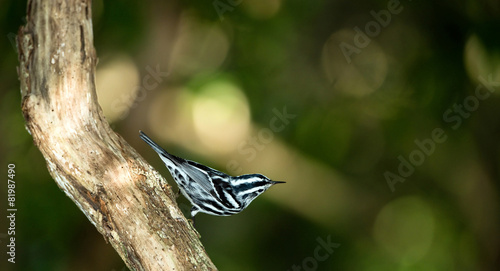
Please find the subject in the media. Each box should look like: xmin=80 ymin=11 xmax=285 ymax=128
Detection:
xmin=233 ymin=174 xmax=285 ymax=208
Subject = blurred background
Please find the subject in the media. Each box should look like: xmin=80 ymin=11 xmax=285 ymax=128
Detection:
xmin=1 ymin=0 xmax=500 ymax=270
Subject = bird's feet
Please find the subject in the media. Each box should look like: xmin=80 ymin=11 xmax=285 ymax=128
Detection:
xmin=187 ymin=218 xmax=201 ymax=238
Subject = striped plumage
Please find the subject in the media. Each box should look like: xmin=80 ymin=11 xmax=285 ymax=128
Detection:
xmin=139 ymin=131 xmax=285 ymax=217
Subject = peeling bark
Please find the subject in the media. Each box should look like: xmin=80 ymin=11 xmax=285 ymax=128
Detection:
xmin=16 ymin=0 xmax=217 ymax=270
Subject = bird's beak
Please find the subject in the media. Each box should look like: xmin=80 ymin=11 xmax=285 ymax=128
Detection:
xmin=272 ymin=181 xmax=286 ymax=185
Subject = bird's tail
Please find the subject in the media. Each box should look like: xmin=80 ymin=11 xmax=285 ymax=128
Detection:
xmin=139 ymin=130 xmax=169 ymax=156
xmin=139 ymin=130 xmax=189 ymax=165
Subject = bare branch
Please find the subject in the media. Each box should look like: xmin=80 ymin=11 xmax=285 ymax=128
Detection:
xmin=16 ymin=0 xmax=217 ymax=270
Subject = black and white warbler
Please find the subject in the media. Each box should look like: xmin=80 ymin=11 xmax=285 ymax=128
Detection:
xmin=139 ymin=131 xmax=285 ymax=218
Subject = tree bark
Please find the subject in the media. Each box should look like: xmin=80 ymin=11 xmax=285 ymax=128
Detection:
xmin=16 ymin=0 xmax=217 ymax=270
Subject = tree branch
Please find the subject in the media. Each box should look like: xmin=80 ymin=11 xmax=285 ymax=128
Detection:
xmin=16 ymin=0 xmax=217 ymax=270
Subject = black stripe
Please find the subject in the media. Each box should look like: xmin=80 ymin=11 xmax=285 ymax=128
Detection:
xmin=234 ymin=180 xmax=267 ymax=193
xmin=211 ymin=177 xmax=240 ymax=209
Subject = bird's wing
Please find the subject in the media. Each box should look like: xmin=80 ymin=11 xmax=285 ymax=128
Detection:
xmin=140 ymin=131 xmax=230 ymax=202
xmin=184 ymin=160 xmax=240 ymax=209
xmin=182 ymin=160 xmax=219 ymax=194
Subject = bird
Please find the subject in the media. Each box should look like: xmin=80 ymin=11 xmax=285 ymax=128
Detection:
xmin=139 ymin=130 xmax=285 ymax=218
